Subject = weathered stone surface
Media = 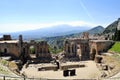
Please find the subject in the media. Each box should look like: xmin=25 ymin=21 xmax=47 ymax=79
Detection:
xmin=95 ymin=55 xmax=103 ymax=63
xmin=63 ymin=32 xmax=113 ymax=61
xmin=101 ymin=71 xmax=107 ymax=78
xmin=0 ymin=35 xmax=52 ymax=63
xmin=64 ymin=38 xmax=90 ymax=61
xmin=90 ymin=40 xmax=114 ymax=60
xmin=102 ymin=64 xmax=108 ymax=70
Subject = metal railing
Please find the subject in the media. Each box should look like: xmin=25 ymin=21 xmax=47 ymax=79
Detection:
xmin=1 ymin=75 xmax=120 ymax=80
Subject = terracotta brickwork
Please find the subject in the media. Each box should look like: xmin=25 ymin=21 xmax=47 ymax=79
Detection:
xmin=0 ymin=43 xmax=19 ymax=57
xmin=0 ymin=35 xmax=51 ymax=62
xmin=89 ymin=40 xmax=113 ymax=60
xmin=0 ymin=35 xmax=12 ymax=40
xmin=64 ymin=38 xmax=90 ymax=60
xmin=64 ymin=33 xmax=113 ymax=61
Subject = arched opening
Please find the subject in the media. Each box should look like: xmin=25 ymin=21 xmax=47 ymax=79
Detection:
xmin=91 ymin=49 xmax=96 ymax=60
xmin=4 ymin=48 xmax=7 ymax=53
xmin=68 ymin=46 xmax=70 ymax=53
xmin=29 ymin=45 xmax=35 ymax=54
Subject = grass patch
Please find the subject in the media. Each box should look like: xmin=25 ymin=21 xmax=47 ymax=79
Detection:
xmin=0 ymin=66 xmax=9 ymax=74
xmin=109 ymin=42 xmax=120 ymax=53
xmin=0 ymin=59 xmax=8 ymax=66
xmin=0 ymin=59 xmax=10 ymax=74
xmin=102 ymin=53 xmax=120 ymax=77
xmin=8 ymin=61 xmax=18 ymax=70
xmin=49 ymin=46 xmax=63 ymax=54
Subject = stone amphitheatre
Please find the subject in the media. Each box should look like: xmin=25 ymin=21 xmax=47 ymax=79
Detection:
xmin=0 ymin=32 xmax=119 ymax=80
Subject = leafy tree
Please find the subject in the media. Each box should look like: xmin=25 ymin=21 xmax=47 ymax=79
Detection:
xmin=30 ymin=46 xmax=35 ymax=54
xmin=114 ymin=28 xmax=120 ymax=41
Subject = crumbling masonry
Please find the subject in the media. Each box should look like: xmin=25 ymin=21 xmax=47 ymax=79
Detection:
xmin=63 ymin=33 xmax=113 ymax=61
xmin=0 ymin=35 xmax=52 ymax=63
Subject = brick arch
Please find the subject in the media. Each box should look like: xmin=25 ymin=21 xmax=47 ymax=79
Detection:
xmin=26 ymin=44 xmax=37 ymax=59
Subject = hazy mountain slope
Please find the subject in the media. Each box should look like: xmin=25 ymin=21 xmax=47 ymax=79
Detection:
xmin=63 ymin=25 xmax=105 ymax=38
xmin=9 ymin=25 xmax=91 ymax=39
xmin=42 ymin=25 xmax=105 ymax=51
xmin=103 ymin=18 xmax=120 ymax=34
xmin=87 ymin=26 xmax=105 ymax=34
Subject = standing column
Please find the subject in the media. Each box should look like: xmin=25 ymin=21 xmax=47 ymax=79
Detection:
xmin=35 ymin=45 xmax=38 ymax=57
xmin=66 ymin=44 xmax=68 ymax=53
xmin=70 ymin=45 xmax=73 ymax=54
xmin=73 ymin=44 xmax=76 ymax=53
xmin=46 ymin=46 xmax=48 ymax=53
xmin=74 ymin=44 xmax=77 ymax=54
xmin=42 ymin=46 xmax=44 ymax=53
xmin=34 ymin=44 xmax=36 ymax=57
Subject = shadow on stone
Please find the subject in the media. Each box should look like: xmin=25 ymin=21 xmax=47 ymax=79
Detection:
xmin=63 ymin=70 xmax=69 ymax=77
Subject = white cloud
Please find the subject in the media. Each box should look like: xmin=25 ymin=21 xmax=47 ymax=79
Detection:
xmin=0 ymin=21 xmax=97 ymax=33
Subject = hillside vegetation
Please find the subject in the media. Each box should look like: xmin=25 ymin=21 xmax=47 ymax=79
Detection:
xmin=103 ymin=21 xmax=118 ymax=34
xmin=87 ymin=26 xmax=104 ymax=34
xmin=103 ymin=18 xmax=120 ymax=34
xmin=41 ymin=26 xmax=104 ymax=54
xmin=109 ymin=42 xmax=120 ymax=53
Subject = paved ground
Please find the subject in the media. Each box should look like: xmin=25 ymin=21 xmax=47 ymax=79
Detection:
xmin=21 ymin=60 xmax=101 ymax=79
xmin=104 ymin=73 xmax=120 ymax=80
xmin=109 ymin=72 xmax=120 ymax=79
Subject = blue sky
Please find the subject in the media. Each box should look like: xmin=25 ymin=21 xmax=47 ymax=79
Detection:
xmin=0 ymin=0 xmax=120 ymax=33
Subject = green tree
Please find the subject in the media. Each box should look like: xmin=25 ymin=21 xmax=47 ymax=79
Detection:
xmin=30 ymin=46 xmax=35 ymax=54
xmin=114 ymin=28 xmax=120 ymax=41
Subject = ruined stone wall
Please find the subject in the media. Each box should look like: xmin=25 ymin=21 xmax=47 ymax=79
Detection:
xmin=79 ymin=42 xmax=90 ymax=60
xmin=64 ymin=39 xmax=90 ymax=60
xmin=0 ymin=35 xmax=52 ymax=62
xmin=90 ymin=40 xmax=114 ymax=60
xmin=89 ymin=42 xmax=97 ymax=54
xmin=90 ymin=40 xmax=113 ymax=55
xmin=64 ymin=40 xmax=77 ymax=57
xmin=64 ymin=39 xmax=114 ymax=61
xmin=0 ymin=43 xmax=20 ymax=57
xmin=24 ymin=41 xmax=51 ymax=61
xmin=97 ymin=41 xmax=113 ymax=53
xmin=36 ymin=41 xmax=51 ymax=58
xmin=3 ymin=35 xmax=11 ymax=40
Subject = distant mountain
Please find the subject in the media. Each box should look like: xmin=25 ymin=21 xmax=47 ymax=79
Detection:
xmin=103 ymin=18 xmax=120 ymax=34
xmin=62 ymin=25 xmax=105 ymax=38
xmin=87 ymin=26 xmax=105 ymax=34
xmin=8 ymin=24 xmax=91 ymax=39
xmin=42 ymin=25 xmax=105 ymax=51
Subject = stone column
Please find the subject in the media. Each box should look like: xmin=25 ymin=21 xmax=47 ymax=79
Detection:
xmin=95 ymin=43 xmax=98 ymax=55
xmin=73 ymin=45 xmax=75 ymax=53
xmin=75 ymin=44 xmax=77 ymax=54
xmin=41 ymin=47 xmax=43 ymax=53
xmin=74 ymin=44 xmax=76 ymax=53
xmin=70 ymin=45 xmax=72 ymax=54
xmin=72 ymin=45 xmax=73 ymax=53
xmin=44 ymin=47 xmax=46 ymax=53
xmin=46 ymin=46 xmax=48 ymax=53
xmin=34 ymin=46 xmax=36 ymax=55
xmin=66 ymin=44 xmax=68 ymax=53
